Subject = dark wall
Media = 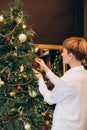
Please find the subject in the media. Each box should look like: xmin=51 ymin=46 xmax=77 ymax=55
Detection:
xmin=73 ymin=0 xmax=84 ymax=37
xmin=84 ymin=0 xmax=87 ymax=39
xmin=0 ymin=0 xmax=84 ymax=44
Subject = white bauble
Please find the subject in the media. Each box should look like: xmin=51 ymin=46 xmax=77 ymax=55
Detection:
xmin=0 ymin=15 xmax=4 ymax=22
xmin=24 ymin=123 xmax=31 ymax=130
xmin=18 ymin=33 xmax=27 ymax=43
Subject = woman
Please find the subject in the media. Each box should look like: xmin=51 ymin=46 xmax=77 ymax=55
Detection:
xmin=33 ymin=37 xmax=87 ymax=130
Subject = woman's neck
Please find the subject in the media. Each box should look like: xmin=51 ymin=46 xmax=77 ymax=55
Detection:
xmin=69 ymin=60 xmax=82 ymax=68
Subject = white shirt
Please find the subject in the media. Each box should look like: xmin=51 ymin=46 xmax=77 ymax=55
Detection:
xmin=38 ymin=66 xmax=87 ymax=130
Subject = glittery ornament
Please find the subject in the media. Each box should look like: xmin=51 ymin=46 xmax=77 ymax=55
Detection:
xmin=18 ymin=33 xmax=27 ymax=43
xmin=28 ymin=89 xmax=37 ymax=98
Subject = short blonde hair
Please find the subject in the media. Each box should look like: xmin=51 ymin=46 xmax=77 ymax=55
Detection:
xmin=63 ymin=37 xmax=87 ymax=60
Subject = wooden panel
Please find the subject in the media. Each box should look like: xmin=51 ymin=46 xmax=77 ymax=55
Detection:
xmin=35 ymin=44 xmax=63 ymax=50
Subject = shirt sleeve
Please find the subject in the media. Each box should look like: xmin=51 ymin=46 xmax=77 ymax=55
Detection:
xmin=38 ymin=77 xmax=69 ymax=105
xmin=46 ymin=70 xmax=59 ymax=85
xmin=38 ymin=78 xmax=53 ymax=105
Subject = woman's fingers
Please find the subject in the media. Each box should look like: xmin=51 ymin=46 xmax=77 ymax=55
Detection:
xmin=32 ymin=68 xmax=38 ymax=73
xmin=35 ymin=58 xmax=43 ymax=63
xmin=32 ymin=68 xmax=42 ymax=79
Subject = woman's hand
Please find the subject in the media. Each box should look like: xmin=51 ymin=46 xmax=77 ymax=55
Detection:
xmin=32 ymin=68 xmax=43 ymax=80
xmin=34 ymin=58 xmax=50 ymax=73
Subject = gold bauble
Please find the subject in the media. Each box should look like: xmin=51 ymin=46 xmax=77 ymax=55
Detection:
xmin=46 ymin=120 xmax=50 ymax=125
xmin=0 ymin=15 xmax=4 ymax=22
xmin=0 ymin=78 xmax=4 ymax=86
xmin=22 ymin=24 xmax=27 ymax=29
xmin=9 ymin=92 xmax=16 ymax=96
xmin=28 ymin=90 xmax=37 ymax=98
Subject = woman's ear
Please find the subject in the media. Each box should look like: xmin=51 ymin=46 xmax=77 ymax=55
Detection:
xmin=68 ymin=52 xmax=74 ymax=59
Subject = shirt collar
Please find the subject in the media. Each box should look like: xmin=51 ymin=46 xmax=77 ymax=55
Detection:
xmin=64 ymin=65 xmax=84 ymax=74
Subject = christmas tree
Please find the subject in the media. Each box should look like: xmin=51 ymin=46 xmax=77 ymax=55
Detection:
xmin=0 ymin=0 xmax=53 ymax=129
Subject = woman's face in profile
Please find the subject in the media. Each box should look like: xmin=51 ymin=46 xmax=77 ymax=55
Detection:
xmin=61 ymin=48 xmax=71 ymax=64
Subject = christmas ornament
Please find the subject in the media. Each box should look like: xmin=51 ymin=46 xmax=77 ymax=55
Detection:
xmin=6 ymin=36 xmax=11 ymax=42
xmin=20 ymin=64 xmax=24 ymax=72
xmin=41 ymin=124 xmax=48 ymax=130
xmin=22 ymin=24 xmax=27 ymax=29
xmin=0 ymin=15 xmax=4 ymax=22
xmin=23 ymin=74 xmax=28 ymax=79
xmin=0 ymin=78 xmax=4 ymax=86
xmin=49 ymin=113 xmax=53 ymax=118
xmin=35 ymin=47 xmax=39 ymax=53
xmin=24 ymin=123 xmax=31 ymax=130
xmin=3 ymin=114 xmax=9 ymax=121
xmin=37 ymin=108 xmax=43 ymax=114
xmin=17 ymin=85 xmax=22 ymax=91
xmin=9 ymin=91 xmax=16 ymax=96
xmin=33 ymin=61 xmax=39 ymax=69
xmin=16 ymin=17 xmax=23 ymax=23
xmin=42 ymin=112 xmax=46 ymax=116
xmin=13 ymin=52 xmax=17 ymax=56
xmin=8 ymin=62 xmax=13 ymax=69
xmin=28 ymin=89 xmax=37 ymax=98
xmin=46 ymin=121 xmax=50 ymax=125
xmin=18 ymin=33 xmax=27 ymax=43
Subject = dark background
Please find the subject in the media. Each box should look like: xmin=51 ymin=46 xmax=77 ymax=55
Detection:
xmin=0 ymin=0 xmax=84 ymax=44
